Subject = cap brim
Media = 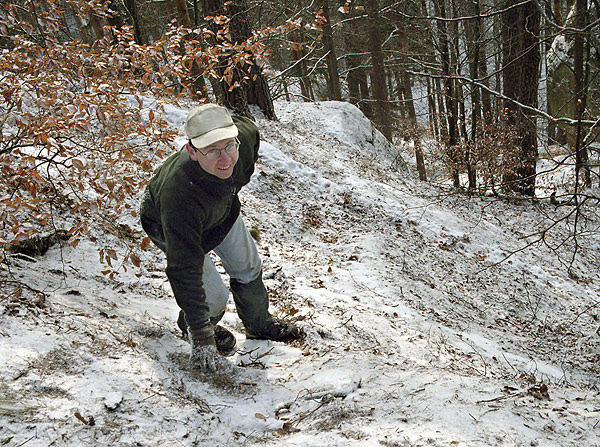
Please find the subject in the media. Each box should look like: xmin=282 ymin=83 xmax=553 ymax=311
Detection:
xmin=190 ymin=125 xmax=239 ymax=149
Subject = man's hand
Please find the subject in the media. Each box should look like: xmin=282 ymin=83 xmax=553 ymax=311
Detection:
xmin=189 ymin=325 xmax=235 ymax=374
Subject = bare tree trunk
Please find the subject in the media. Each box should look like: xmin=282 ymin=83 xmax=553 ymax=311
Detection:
xmin=449 ymin=6 xmax=467 ymax=144
xmin=464 ymin=0 xmax=483 ymax=190
xmin=573 ymin=0 xmax=591 ymax=187
xmin=394 ymin=71 xmax=406 ymax=119
xmin=545 ymin=0 xmax=558 ymax=144
xmin=339 ymin=0 xmax=370 ymax=114
xmin=319 ymin=0 xmax=342 ymax=101
xmin=435 ymin=77 xmax=447 ymax=139
xmin=365 ymin=0 xmax=393 ymax=142
xmin=434 ymin=0 xmax=459 ymax=186
xmin=493 ymin=3 xmax=503 ymax=113
xmin=89 ymin=13 xmax=105 ymax=40
xmin=477 ymin=11 xmax=492 ymax=120
xmin=415 ymin=139 xmax=428 ymax=181
xmin=419 ymin=0 xmax=440 ymax=138
xmin=555 ymin=0 xmax=562 ymax=22
xmin=164 ymin=0 xmax=176 ymax=23
xmin=344 ymin=43 xmax=369 ymax=111
xmin=71 ymin=8 xmax=93 ymax=44
xmin=427 ymin=77 xmax=439 ymax=137
xmin=202 ymin=0 xmax=275 ymax=118
xmin=397 ymin=19 xmax=417 ymax=123
xmin=123 ymin=0 xmax=144 ymax=44
xmin=345 ymin=59 xmax=362 ymax=106
xmin=174 ymin=0 xmax=191 ymax=26
xmin=202 ymin=0 xmax=249 ymax=115
xmin=501 ymin=0 xmax=541 ymax=196
xmin=393 ymin=9 xmax=424 ymax=179
xmin=228 ymin=0 xmax=276 ymax=119
xmin=170 ymin=0 xmax=206 ymax=99
xmin=290 ymin=29 xmax=315 ymax=102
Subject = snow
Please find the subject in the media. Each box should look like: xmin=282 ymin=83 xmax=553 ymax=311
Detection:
xmin=2 ymin=100 xmax=600 ymax=447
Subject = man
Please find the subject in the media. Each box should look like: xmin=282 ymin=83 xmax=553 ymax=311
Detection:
xmin=140 ymin=104 xmax=301 ymax=374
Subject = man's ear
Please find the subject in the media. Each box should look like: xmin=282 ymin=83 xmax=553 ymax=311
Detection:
xmin=186 ymin=142 xmax=200 ymax=161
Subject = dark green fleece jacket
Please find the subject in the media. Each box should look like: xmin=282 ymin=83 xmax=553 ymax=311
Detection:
xmin=140 ymin=116 xmax=260 ymax=330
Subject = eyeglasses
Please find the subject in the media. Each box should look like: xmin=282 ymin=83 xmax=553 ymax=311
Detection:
xmin=195 ymin=138 xmax=240 ymax=161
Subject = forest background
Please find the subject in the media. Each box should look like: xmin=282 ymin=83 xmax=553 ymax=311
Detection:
xmin=1 ymin=1 xmax=600 ymax=445
xmin=1 ymin=0 xmax=599 ymax=282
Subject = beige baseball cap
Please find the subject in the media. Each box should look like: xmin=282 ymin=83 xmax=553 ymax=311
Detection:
xmin=185 ymin=104 xmax=239 ymax=149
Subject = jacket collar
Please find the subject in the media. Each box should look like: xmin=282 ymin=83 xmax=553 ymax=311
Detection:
xmin=179 ymin=149 xmax=236 ymax=197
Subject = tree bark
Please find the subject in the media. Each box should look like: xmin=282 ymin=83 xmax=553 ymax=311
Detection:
xmin=229 ymin=0 xmax=276 ymax=119
xmin=419 ymin=0 xmax=440 ymax=137
xmin=290 ymin=29 xmax=315 ymax=102
xmin=71 ymin=8 xmax=93 ymax=44
xmin=501 ymin=0 xmax=541 ymax=196
xmin=203 ymin=0 xmax=276 ymax=119
xmin=396 ymin=18 xmax=417 ymax=123
xmin=394 ymin=71 xmax=406 ymax=119
xmin=340 ymin=0 xmax=371 ymax=115
xmin=545 ymin=0 xmax=558 ymax=144
xmin=477 ymin=10 xmax=492 ymax=120
xmin=435 ymin=77 xmax=447 ymax=139
xmin=365 ymin=0 xmax=393 ymax=142
xmin=463 ymin=0 xmax=484 ymax=189
xmin=169 ymin=0 xmax=206 ymax=99
xmin=319 ymin=0 xmax=342 ymax=101
xmin=123 ymin=0 xmax=144 ymax=44
xmin=203 ymin=0 xmax=249 ymax=115
xmin=174 ymin=0 xmax=192 ymax=26
xmin=427 ymin=77 xmax=439 ymax=137
xmin=89 ymin=13 xmax=105 ymax=40
xmin=573 ymin=0 xmax=591 ymax=187
xmin=434 ymin=0 xmax=459 ymax=186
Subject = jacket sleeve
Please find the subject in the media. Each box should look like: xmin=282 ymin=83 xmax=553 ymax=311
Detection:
xmin=160 ymin=190 xmax=210 ymax=331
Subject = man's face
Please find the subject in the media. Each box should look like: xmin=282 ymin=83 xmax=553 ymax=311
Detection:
xmin=187 ymin=138 xmax=239 ymax=179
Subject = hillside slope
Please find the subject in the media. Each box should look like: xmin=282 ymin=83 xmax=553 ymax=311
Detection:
xmin=1 ymin=101 xmax=599 ymax=447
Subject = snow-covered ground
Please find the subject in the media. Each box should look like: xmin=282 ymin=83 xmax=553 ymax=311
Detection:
xmin=1 ymin=100 xmax=599 ymax=447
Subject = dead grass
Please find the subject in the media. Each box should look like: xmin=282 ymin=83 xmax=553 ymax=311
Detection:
xmin=310 ymin=401 xmax=372 ymax=432
xmin=0 ymin=382 xmax=38 ymax=417
xmin=29 ymin=346 xmax=90 ymax=377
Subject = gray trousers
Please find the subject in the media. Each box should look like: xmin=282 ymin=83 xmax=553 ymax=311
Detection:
xmin=204 ymin=214 xmax=262 ymax=320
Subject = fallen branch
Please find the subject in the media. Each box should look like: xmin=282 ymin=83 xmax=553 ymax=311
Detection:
xmin=276 ymin=380 xmax=362 ymax=411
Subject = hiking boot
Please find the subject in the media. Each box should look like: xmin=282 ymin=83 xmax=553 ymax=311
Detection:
xmin=214 ymin=325 xmax=236 ymax=353
xmin=246 ymin=318 xmax=302 ymax=342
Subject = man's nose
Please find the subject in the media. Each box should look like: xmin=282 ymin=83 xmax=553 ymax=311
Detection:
xmin=218 ymin=150 xmax=232 ymax=162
